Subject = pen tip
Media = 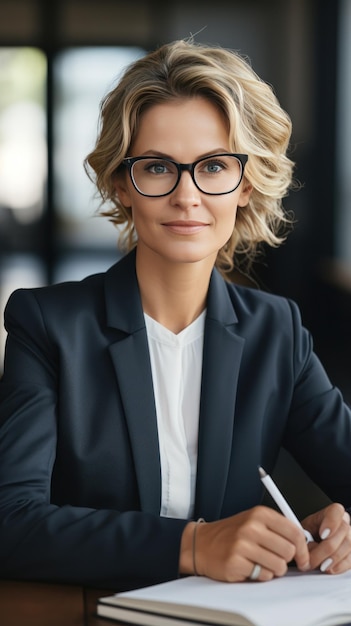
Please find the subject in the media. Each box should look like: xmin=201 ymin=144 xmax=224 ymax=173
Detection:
xmin=258 ymin=466 xmax=266 ymax=478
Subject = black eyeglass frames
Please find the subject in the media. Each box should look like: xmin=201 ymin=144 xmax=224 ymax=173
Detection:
xmin=122 ymin=153 xmax=248 ymax=197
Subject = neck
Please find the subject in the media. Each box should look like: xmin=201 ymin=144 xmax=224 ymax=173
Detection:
xmin=136 ymin=248 xmax=215 ymax=334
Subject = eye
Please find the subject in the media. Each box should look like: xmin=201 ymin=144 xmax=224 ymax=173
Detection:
xmin=144 ymin=160 xmax=173 ymax=175
xmin=200 ymin=158 xmax=226 ymax=174
xmin=207 ymin=162 xmax=223 ymax=173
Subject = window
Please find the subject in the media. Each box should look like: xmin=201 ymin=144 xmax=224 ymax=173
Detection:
xmin=0 ymin=47 xmax=47 ymax=220
xmin=0 ymin=47 xmax=47 ymax=366
xmin=53 ymin=47 xmax=144 ymax=252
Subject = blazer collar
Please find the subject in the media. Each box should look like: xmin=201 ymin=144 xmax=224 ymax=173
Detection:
xmin=104 ymin=248 xmax=239 ymax=332
xmin=105 ymin=249 xmax=145 ymax=334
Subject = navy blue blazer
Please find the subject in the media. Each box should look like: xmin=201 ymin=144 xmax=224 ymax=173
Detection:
xmin=0 ymin=249 xmax=351 ymax=589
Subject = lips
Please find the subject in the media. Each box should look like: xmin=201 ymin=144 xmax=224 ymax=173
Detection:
xmin=162 ymin=221 xmax=208 ymax=234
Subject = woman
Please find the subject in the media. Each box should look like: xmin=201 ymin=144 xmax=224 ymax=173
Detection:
xmin=0 ymin=39 xmax=350 ymax=590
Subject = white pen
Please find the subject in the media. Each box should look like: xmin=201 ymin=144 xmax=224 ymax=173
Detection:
xmin=258 ymin=466 xmax=314 ymax=543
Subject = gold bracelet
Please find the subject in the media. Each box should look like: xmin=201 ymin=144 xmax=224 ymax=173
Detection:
xmin=192 ymin=517 xmax=206 ymax=576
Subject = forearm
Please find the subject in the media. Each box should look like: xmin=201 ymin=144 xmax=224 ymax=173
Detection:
xmin=0 ymin=502 xmax=188 ymax=589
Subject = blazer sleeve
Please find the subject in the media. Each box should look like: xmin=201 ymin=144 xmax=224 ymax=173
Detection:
xmin=0 ymin=289 xmax=187 ymax=589
xmin=283 ymin=298 xmax=351 ymax=507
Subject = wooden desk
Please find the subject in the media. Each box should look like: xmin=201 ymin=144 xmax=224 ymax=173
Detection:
xmin=0 ymin=579 xmax=115 ymax=626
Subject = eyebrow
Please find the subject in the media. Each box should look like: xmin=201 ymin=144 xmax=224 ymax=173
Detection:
xmin=136 ymin=149 xmax=231 ymax=160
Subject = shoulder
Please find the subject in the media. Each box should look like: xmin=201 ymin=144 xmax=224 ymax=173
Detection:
xmin=224 ymin=282 xmax=319 ymax=385
xmin=3 ymin=251 xmax=137 ymax=338
xmin=5 ymin=271 xmax=105 ymax=319
xmin=3 ymin=275 xmax=106 ymax=349
xmin=4 ymin=251 xmax=134 ymax=316
xmin=222 ymin=281 xmax=311 ymax=362
xmin=225 ymin=281 xmax=301 ymax=326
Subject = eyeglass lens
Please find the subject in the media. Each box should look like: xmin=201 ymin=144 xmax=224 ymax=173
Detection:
xmin=130 ymin=155 xmax=243 ymax=196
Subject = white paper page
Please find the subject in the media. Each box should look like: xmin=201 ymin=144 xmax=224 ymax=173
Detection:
xmin=115 ymin=569 xmax=351 ymax=626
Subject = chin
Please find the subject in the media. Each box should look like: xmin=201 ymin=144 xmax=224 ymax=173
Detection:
xmin=167 ymin=249 xmax=218 ymax=266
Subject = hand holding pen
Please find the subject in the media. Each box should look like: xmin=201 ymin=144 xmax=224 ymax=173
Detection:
xmin=258 ymin=466 xmax=351 ymax=574
xmin=258 ymin=466 xmax=314 ymax=544
xmin=181 ymin=468 xmax=350 ymax=582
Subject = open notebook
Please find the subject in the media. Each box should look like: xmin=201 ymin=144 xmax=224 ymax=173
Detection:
xmin=97 ymin=568 xmax=351 ymax=626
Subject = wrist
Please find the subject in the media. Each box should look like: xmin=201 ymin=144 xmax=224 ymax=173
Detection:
xmin=179 ymin=518 xmax=206 ymax=576
xmin=179 ymin=522 xmax=196 ymax=575
xmin=192 ymin=517 xmax=206 ymax=575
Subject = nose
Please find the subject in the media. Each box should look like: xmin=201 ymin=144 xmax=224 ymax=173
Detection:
xmin=170 ymin=170 xmax=201 ymax=207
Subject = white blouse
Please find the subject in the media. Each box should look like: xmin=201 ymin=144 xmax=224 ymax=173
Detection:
xmin=144 ymin=310 xmax=206 ymax=519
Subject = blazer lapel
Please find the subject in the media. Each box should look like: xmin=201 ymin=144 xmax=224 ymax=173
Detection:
xmin=104 ymin=253 xmax=245 ymax=521
xmin=195 ymin=270 xmax=245 ymax=521
xmin=104 ymin=251 xmax=161 ymax=515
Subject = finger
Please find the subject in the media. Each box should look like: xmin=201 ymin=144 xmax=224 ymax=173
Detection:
xmin=321 ymin=548 xmax=351 ymax=575
xmin=328 ymin=551 xmax=351 ymax=574
xmin=244 ymin=511 xmax=306 ymax=570
xmin=243 ymin=539 xmax=291 ymax=579
xmin=343 ymin=511 xmax=351 ymax=524
xmin=246 ymin=561 xmax=275 ymax=582
xmin=253 ymin=510 xmax=310 ymax=572
xmin=219 ymin=551 xmax=276 ymax=583
xmin=263 ymin=512 xmax=309 ymax=551
xmin=223 ymin=535 xmax=290 ymax=581
xmin=309 ymin=517 xmax=351 ymax=571
xmin=266 ymin=534 xmax=296 ymax=563
xmin=268 ymin=522 xmax=310 ymax=571
xmin=317 ymin=503 xmax=346 ymax=540
xmin=321 ymin=528 xmax=351 ymax=574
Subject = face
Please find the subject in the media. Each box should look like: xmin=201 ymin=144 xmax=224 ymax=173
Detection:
xmin=115 ymin=97 xmax=252 ymax=268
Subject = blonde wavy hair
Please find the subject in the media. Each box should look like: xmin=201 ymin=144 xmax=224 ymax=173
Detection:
xmin=84 ymin=39 xmax=295 ymax=277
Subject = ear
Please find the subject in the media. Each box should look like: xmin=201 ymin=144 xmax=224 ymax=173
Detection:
xmin=237 ymin=179 xmax=253 ymax=207
xmin=113 ymin=171 xmax=132 ymax=207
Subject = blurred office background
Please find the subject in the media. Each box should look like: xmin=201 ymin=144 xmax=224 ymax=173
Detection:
xmin=0 ymin=0 xmax=350 ymax=410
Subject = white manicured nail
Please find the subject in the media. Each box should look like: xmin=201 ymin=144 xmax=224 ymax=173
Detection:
xmin=320 ymin=557 xmax=333 ymax=572
xmin=320 ymin=528 xmax=330 ymax=540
